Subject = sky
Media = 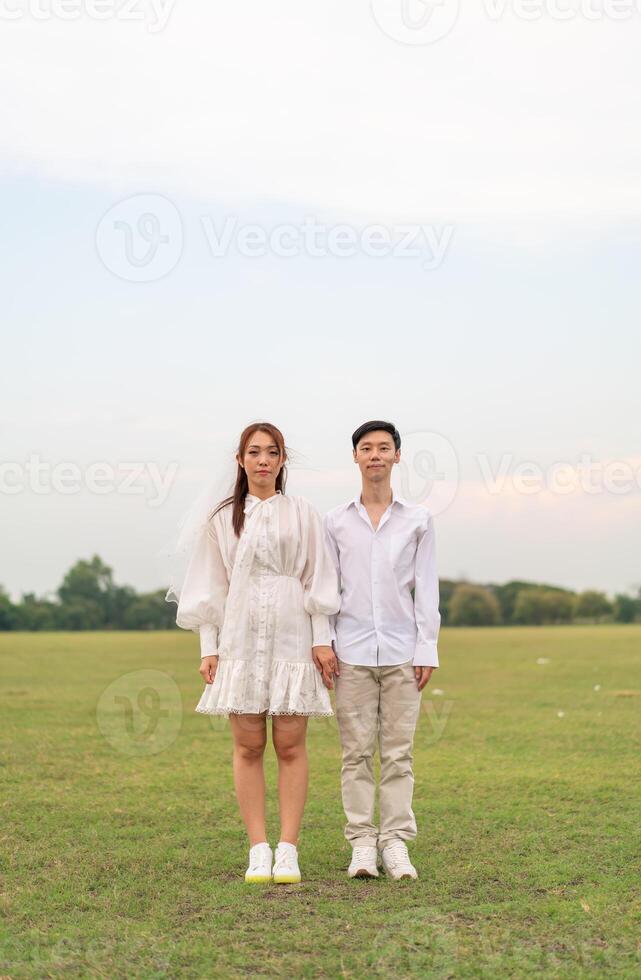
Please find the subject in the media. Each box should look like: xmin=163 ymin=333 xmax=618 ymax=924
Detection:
xmin=1 ymin=1 xmax=640 ymax=601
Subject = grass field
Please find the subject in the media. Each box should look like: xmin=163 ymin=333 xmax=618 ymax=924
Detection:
xmin=1 ymin=625 xmax=640 ymax=978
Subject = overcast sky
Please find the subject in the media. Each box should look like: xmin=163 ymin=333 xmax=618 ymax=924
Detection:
xmin=1 ymin=1 xmax=640 ymax=601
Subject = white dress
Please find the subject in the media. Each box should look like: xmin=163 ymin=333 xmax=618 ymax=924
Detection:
xmin=174 ymin=491 xmax=340 ymax=717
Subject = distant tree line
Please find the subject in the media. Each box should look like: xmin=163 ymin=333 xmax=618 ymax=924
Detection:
xmin=0 ymin=556 xmax=639 ymax=631
xmin=0 ymin=556 xmax=175 ymax=631
xmin=440 ymin=579 xmax=640 ymax=627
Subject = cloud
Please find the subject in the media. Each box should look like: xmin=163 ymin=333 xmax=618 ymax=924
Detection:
xmin=1 ymin=5 xmax=640 ymax=221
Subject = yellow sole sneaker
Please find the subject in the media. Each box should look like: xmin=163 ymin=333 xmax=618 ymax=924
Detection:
xmin=273 ymin=873 xmax=301 ymax=884
xmin=244 ymin=873 xmax=272 ymax=883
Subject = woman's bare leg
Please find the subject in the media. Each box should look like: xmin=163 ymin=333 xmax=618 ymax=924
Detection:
xmin=229 ymin=713 xmax=268 ymax=846
xmin=272 ymin=715 xmax=308 ymax=846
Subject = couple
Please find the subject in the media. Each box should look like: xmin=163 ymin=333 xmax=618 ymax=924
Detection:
xmin=171 ymin=419 xmax=441 ymax=884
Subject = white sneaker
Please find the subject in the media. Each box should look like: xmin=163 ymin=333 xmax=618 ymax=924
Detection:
xmin=272 ymin=842 xmax=301 ymax=884
xmin=348 ymin=845 xmax=380 ymax=878
xmin=244 ymin=842 xmax=273 ymax=883
xmin=380 ymin=841 xmax=418 ymax=880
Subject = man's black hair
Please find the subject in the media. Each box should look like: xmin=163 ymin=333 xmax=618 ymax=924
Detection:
xmin=351 ymin=420 xmax=401 ymax=451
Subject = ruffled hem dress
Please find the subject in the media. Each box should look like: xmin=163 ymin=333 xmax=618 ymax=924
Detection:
xmin=172 ymin=491 xmax=340 ymax=718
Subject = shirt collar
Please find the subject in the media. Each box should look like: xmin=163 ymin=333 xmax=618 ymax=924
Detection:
xmin=350 ymin=487 xmax=409 ymax=512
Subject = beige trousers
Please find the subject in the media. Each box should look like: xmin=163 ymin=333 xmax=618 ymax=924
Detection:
xmin=334 ymin=658 xmax=422 ymax=850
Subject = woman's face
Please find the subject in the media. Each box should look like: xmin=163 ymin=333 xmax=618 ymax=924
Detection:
xmin=238 ymin=430 xmax=283 ymax=490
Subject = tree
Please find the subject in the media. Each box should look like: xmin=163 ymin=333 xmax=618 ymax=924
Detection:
xmin=14 ymin=593 xmax=61 ymax=631
xmin=514 ymin=589 xmax=548 ymax=625
xmin=449 ymin=585 xmax=501 ymax=626
xmin=124 ymin=591 xmax=178 ymax=630
xmin=494 ymin=580 xmax=576 ymax=624
xmin=573 ymin=590 xmax=613 ymax=621
xmin=56 ymin=598 xmax=105 ymax=631
xmin=105 ymin=585 xmax=137 ymax=629
xmin=437 ymin=579 xmax=458 ymax=626
xmin=613 ymin=593 xmax=639 ymax=623
xmin=513 ymin=588 xmax=577 ymax=625
xmin=541 ymin=590 xmax=574 ymax=623
xmin=493 ymin=580 xmax=540 ymax=624
xmin=0 ymin=586 xmax=18 ymax=630
xmin=57 ymin=555 xmax=115 ymax=628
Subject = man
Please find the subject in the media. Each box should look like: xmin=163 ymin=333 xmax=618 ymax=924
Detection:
xmin=320 ymin=420 xmax=441 ymax=881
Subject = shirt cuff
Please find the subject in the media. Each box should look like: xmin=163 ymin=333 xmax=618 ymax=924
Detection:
xmin=311 ymin=613 xmax=331 ymax=648
xmin=413 ymin=638 xmax=439 ymax=668
xmin=199 ymin=624 xmax=219 ymax=659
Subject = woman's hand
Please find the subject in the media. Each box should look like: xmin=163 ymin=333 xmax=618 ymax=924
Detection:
xmin=200 ymin=655 xmax=219 ymax=685
xmin=312 ymin=645 xmax=339 ymax=690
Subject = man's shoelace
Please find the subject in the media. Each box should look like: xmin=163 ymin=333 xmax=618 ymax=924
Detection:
xmin=384 ymin=843 xmax=411 ymax=867
xmin=352 ymin=847 xmax=375 ymax=863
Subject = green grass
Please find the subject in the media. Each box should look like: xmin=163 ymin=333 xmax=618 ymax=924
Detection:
xmin=1 ymin=626 xmax=640 ymax=978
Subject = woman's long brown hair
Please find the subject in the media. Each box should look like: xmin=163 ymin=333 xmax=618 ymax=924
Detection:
xmin=210 ymin=422 xmax=288 ymax=537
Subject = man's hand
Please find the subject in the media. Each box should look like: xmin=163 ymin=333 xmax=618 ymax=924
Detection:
xmin=414 ymin=666 xmax=434 ymax=691
xmin=312 ymin=645 xmax=340 ymax=690
xmin=200 ymin=655 xmax=219 ymax=685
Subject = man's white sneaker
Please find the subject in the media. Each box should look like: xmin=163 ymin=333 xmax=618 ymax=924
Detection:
xmin=272 ymin=842 xmax=301 ymax=884
xmin=348 ymin=845 xmax=380 ymax=878
xmin=244 ymin=842 xmax=273 ymax=883
xmin=380 ymin=841 xmax=418 ymax=880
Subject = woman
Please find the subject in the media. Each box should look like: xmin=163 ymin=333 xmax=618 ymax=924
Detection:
xmin=171 ymin=422 xmax=340 ymax=884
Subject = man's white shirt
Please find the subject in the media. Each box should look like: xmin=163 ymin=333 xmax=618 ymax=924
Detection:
xmin=323 ymin=490 xmax=441 ymax=668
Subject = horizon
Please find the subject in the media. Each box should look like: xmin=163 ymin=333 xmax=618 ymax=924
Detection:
xmin=2 ymin=7 xmax=639 ymax=600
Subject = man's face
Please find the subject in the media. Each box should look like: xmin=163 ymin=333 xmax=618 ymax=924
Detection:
xmin=353 ymin=430 xmax=400 ymax=483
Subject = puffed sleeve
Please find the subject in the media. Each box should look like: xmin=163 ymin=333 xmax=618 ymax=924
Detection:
xmin=299 ymin=498 xmax=341 ymax=647
xmin=175 ymin=519 xmax=229 ymax=659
